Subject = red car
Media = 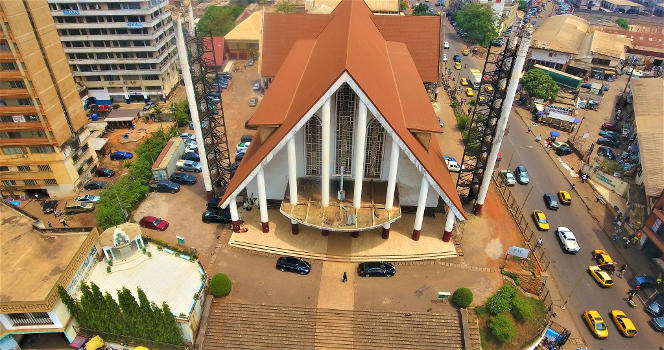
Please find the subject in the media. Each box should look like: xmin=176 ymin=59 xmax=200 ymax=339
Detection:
xmin=139 ymin=216 xmax=169 ymax=231
xmin=601 ymin=122 xmax=619 ymax=131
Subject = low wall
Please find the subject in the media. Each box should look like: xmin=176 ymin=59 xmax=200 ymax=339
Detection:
xmin=582 ymin=164 xmax=629 ymax=197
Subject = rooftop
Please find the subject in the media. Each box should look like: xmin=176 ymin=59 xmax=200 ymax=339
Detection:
xmin=305 ymin=0 xmax=400 ymax=13
xmin=590 ymin=30 xmax=632 ymax=60
xmin=532 ymin=15 xmax=589 ymax=54
xmin=602 ymin=0 xmax=644 ymax=7
xmin=225 ymin=10 xmax=262 ymax=42
xmin=594 ymin=27 xmax=664 ymax=53
xmin=631 ymin=78 xmax=664 ymax=198
xmin=0 ymin=204 xmax=96 ymax=311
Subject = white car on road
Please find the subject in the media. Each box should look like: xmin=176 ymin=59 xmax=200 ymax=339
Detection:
xmin=556 ymin=227 xmax=580 ymax=254
xmin=444 ymin=41 xmax=450 ymax=49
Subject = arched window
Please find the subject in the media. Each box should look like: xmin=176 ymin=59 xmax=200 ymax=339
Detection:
xmin=335 ymin=83 xmax=355 ymax=175
xmin=305 ymin=115 xmax=322 ymax=175
xmin=364 ymin=117 xmax=385 ymax=178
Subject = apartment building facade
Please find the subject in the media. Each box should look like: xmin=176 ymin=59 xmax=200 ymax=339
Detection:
xmin=0 ymin=0 xmax=98 ymax=199
xmin=48 ymin=0 xmax=179 ymax=105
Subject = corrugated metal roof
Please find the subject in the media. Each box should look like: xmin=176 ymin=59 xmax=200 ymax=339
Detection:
xmin=531 ymin=15 xmax=589 ymax=54
xmin=631 ymin=78 xmax=664 ymax=198
xmin=225 ymin=11 xmax=262 ymax=42
xmin=590 ymin=31 xmax=631 ymax=60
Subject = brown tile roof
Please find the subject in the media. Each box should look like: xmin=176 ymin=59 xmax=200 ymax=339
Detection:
xmin=221 ymin=0 xmax=464 ymax=219
xmin=594 ymin=26 xmax=664 ymax=52
xmin=261 ymin=11 xmax=441 ymax=82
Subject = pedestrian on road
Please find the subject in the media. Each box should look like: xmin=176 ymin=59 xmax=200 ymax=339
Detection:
xmin=342 ymin=272 xmax=348 ymax=283
xmin=527 ymin=126 xmax=531 ymax=133
xmin=597 ymin=194 xmax=603 ymax=202
xmin=47 ymin=221 xmax=53 ymax=228
xmin=570 ymin=183 xmax=575 ymax=191
xmin=618 ymin=264 xmax=627 ymax=277
xmin=536 ymin=238 xmax=543 ymax=247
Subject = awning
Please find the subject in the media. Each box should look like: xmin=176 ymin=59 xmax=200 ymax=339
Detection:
xmin=86 ymin=336 xmax=104 ymax=350
xmin=546 ymin=111 xmax=577 ymax=123
xmin=89 ymin=89 xmax=111 ymax=102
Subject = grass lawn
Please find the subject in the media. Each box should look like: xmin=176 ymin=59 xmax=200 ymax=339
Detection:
xmin=476 ymin=287 xmax=548 ymax=350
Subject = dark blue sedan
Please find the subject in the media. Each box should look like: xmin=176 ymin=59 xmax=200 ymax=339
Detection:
xmin=110 ymin=151 xmax=133 ymax=160
xmin=276 ymin=256 xmax=311 ymax=275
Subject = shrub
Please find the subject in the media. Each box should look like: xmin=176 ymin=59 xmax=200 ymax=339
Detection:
xmin=489 ymin=314 xmax=516 ymax=343
xmin=210 ymin=273 xmax=232 ymax=297
xmin=511 ymin=297 xmax=534 ymax=321
xmin=147 ymin=252 xmax=152 ymax=258
xmin=487 ymin=293 xmax=511 ymax=315
xmin=452 ymin=288 xmax=474 ymax=308
xmin=498 ymin=284 xmax=517 ymax=299
xmin=106 ymin=266 xmax=111 ymax=274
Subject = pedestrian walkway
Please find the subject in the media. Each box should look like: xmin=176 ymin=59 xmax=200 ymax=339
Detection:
xmin=316 ymin=262 xmax=355 ymax=310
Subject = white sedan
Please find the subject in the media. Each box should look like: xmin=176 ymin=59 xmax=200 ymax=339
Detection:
xmin=444 ymin=41 xmax=450 ymax=49
xmin=75 ymin=194 xmax=100 ymax=203
xmin=443 ymin=54 xmax=448 ymax=62
xmin=556 ymin=227 xmax=580 ymax=254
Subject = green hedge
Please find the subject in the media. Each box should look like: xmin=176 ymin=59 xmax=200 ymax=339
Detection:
xmin=511 ymin=297 xmax=534 ymax=321
xmin=96 ymin=127 xmax=176 ymax=230
xmin=210 ymin=273 xmax=232 ymax=297
xmin=489 ymin=314 xmax=516 ymax=343
xmin=452 ymin=288 xmax=474 ymax=308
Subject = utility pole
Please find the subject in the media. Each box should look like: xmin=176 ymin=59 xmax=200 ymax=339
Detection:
xmin=473 ymin=31 xmax=532 ymax=214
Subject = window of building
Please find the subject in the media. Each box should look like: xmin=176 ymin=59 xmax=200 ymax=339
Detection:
xmin=17 ymin=165 xmax=30 ymax=172
xmin=44 ymin=178 xmax=57 ymax=185
xmin=0 ymin=62 xmax=17 ymax=70
xmin=364 ymin=118 xmax=385 ymax=178
xmin=2 ymin=180 xmax=16 ymax=186
xmin=24 ymin=179 xmax=37 ymax=185
xmin=30 ymin=145 xmax=55 ymax=154
xmin=0 ymin=166 xmax=8 ymax=171
xmin=1 ymin=146 xmax=26 ymax=155
xmin=9 ymin=81 xmax=25 ymax=88
xmin=38 ymin=164 xmax=51 ymax=172
xmin=335 ymin=84 xmax=355 ymax=175
xmin=7 ymin=313 xmax=53 ymax=327
xmin=0 ymin=115 xmax=38 ymax=123
xmin=17 ymin=99 xmax=31 ymax=106
xmin=0 ymin=41 xmax=10 ymax=51
xmin=305 ymin=116 xmax=322 ymax=176
xmin=0 ymin=131 xmax=46 ymax=139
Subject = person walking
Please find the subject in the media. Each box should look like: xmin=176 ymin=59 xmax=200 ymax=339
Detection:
xmin=536 ymin=238 xmax=543 ymax=247
xmin=342 ymin=272 xmax=348 ymax=283
xmin=618 ymin=264 xmax=627 ymax=277
xmin=570 ymin=183 xmax=576 ymax=191
xmin=597 ymin=194 xmax=603 ymax=202
xmin=47 ymin=221 xmax=53 ymax=228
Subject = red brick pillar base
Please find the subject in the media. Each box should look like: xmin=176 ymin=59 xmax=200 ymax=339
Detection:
xmin=473 ymin=203 xmax=483 ymax=215
xmin=443 ymin=230 xmax=453 ymax=242
xmin=261 ymin=222 xmax=269 ymax=233
xmin=351 ymin=231 xmax=359 ymax=238
xmin=412 ymin=229 xmax=421 ymax=241
xmin=291 ymin=223 xmax=299 ymax=235
xmin=382 ymin=227 xmax=390 ymax=239
xmin=232 ymin=221 xmax=241 ymax=233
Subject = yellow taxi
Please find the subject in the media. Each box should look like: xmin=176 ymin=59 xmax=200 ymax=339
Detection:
xmin=462 ymin=49 xmax=470 ymax=56
xmin=454 ymin=62 xmax=462 ymax=70
xmin=558 ymin=190 xmax=572 ymax=205
xmin=532 ymin=210 xmax=549 ymax=230
xmin=588 ymin=265 xmax=614 ymax=287
xmin=592 ymin=249 xmax=616 ymax=272
xmin=484 ymin=85 xmax=494 ymax=92
xmin=460 ymin=78 xmax=469 ymax=86
xmin=465 ymin=88 xmax=474 ymax=96
xmin=610 ymin=310 xmax=637 ymax=337
xmin=584 ymin=310 xmax=609 ymax=338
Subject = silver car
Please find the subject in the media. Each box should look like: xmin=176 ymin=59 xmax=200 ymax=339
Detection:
xmin=556 ymin=227 xmax=580 ymax=253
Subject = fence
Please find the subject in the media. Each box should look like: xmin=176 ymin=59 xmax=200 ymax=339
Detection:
xmin=491 ymin=172 xmax=551 ymax=272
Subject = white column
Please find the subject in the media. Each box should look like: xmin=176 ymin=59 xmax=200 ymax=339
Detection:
xmin=229 ymin=197 xmax=240 ymax=232
xmin=187 ymin=2 xmax=195 ymax=34
xmin=475 ymin=32 xmax=532 ymax=214
xmin=103 ymin=248 xmax=111 ymax=261
xmin=176 ymin=19 xmax=213 ymax=198
xmin=443 ymin=209 xmax=455 ymax=242
xmin=385 ymin=139 xmax=399 ymax=211
xmin=257 ymin=168 xmax=269 ymax=232
xmin=321 ymin=98 xmax=331 ymax=207
xmin=412 ymin=175 xmax=429 ymax=241
xmin=353 ymin=102 xmax=368 ymax=208
xmin=288 ymin=138 xmax=298 ymax=205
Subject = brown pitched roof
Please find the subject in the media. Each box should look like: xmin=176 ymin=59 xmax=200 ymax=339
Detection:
xmin=261 ymin=9 xmax=441 ymax=82
xmin=223 ymin=0 xmax=464 ymax=219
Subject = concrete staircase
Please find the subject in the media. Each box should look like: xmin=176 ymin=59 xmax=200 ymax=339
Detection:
xmin=204 ymin=301 xmax=466 ymax=350
xmin=228 ymin=240 xmax=458 ymax=262
xmin=110 ymin=251 xmax=150 ymax=272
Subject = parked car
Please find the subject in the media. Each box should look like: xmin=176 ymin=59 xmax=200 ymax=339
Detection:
xmin=206 ymin=198 xmax=221 ymax=210
xmin=143 ymin=102 xmax=157 ymax=111
xmin=202 ymin=208 xmax=232 ymax=223
xmin=453 ymin=55 xmax=462 ymax=62
xmin=601 ymin=122 xmax=620 ymax=131
xmin=249 ymin=97 xmax=258 ymax=107
xmin=543 ymin=193 xmax=559 ymax=210
xmin=588 ymin=265 xmax=614 ymax=287
xmin=460 ymin=78 xmax=469 ymax=86
xmin=217 ymin=72 xmax=232 ymax=79
xmin=95 ymin=167 xmax=115 ymax=177
xmin=629 ymin=275 xmax=657 ymax=289
xmin=610 ymin=310 xmax=637 ymax=337
xmin=650 ymin=316 xmax=664 ymax=332
xmin=599 ymin=130 xmax=619 ymax=138
xmin=552 ymin=142 xmax=569 ymax=151
xmin=443 ymin=41 xmax=450 ymax=49
xmin=442 ymin=54 xmax=448 ymax=62
xmin=110 ymin=151 xmax=133 ymax=160
xmin=358 ymin=262 xmax=395 ymax=277
xmin=248 ymin=57 xmax=255 ymax=66
xmin=181 ymin=152 xmax=200 ymax=161
xmin=555 ymin=146 xmax=573 ymax=156
xmin=514 ymin=166 xmax=529 ymax=184
xmin=597 ymin=146 xmax=615 ymax=160
xmin=245 ymin=120 xmax=258 ymax=130
xmin=445 ymin=157 xmax=461 ymax=173
xmin=583 ymin=310 xmax=608 ymax=338
xmin=240 ymin=135 xmax=253 ymax=143
xmin=252 ymin=82 xmax=261 ymax=91
xmin=465 ymin=88 xmax=474 ymax=96
xmin=149 ymin=180 xmax=180 ymax=193
xmin=64 ymin=201 xmax=95 ymax=214
xmin=557 ymin=190 xmax=572 ymax=205
xmin=276 ymin=256 xmax=311 ymax=275
xmin=597 ymin=138 xmax=619 ymax=148
xmin=139 ymin=216 xmax=169 ymax=231
xmin=646 ymin=294 xmax=664 ymax=316
xmin=176 ymin=160 xmax=202 ymax=173
xmin=84 ymin=181 xmax=108 ymax=190
xmin=532 ymin=210 xmax=549 ymax=230
xmin=499 ymin=170 xmax=516 ymax=186
xmin=462 ymin=49 xmax=469 ymax=56
xmin=75 ymin=195 xmax=100 ymax=203
xmin=491 ymin=37 xmax=505 ymax=47
xmin=557 ymin=227 xmax=580 ymax=253
xmin=454 ymin=62 xmax=462 ymax=70
xmin=169 ymin=172 xmax=197 ymax=185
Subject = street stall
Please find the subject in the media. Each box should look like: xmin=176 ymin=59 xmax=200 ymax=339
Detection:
xmin=537 ymin=110 xmax=579 ymax=132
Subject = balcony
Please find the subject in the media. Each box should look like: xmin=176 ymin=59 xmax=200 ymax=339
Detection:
xmin=72 ymin=54 xmax=177 ymax=77
xmin=67 ymin=45 xmax=175 ymax=65
xmin=0 ymin=88 xmax=30 ymax=99
xmin=0 ymin=71 xmax=24 ymax=81
xmin=59 ymin=22 xmax=173 ymax=42
xmin=0 ymin=138 xmax=50 ymax=146
xmin=54 ymin=11 xmax=171 ymax=30
xmin=0 ymin=106 xmax=37 ymax=116
xmin=0 ymin=121 xmax=42 ymax=131
xmin=63 ymin=33 xmax=175 ymax=54
xmin=0 ymin=51 xmax=15 ymax=62
xmin=50 ymin=2 xmax=166 ymax=17
xmin=280 ymin=178 xmax=401 ymax=232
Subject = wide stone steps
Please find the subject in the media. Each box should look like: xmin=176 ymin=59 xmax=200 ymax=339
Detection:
xmin=204 ymin=302 xmax=464 ymax=350
xmin=109 ymin=250 xmax=150 ymax=272
xmin=229 ymin=240 xmax=458 ymax=262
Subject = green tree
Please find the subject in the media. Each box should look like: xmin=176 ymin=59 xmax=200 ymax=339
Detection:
xmin=197 ymin=6 xmax=245 ymax=36
xmin=152 ymin=105 xmax=163 ymax=122
xmin=454 ymin=3 xmax=498 ymax=45
xmin=276 ymin=1 xmax=296 ymax=13
xmin=400 ymin=0 xmax=408 ymax=11
xmin=169 ymin=100 xmax=190 ymax=127
xmin=518 ymin=0 xmax=529 ymax=11
xmin=452 ymin=288 xmax=474 ymax=308
xmin=615 ymin=18 xmax=629 ymax=30
xmin=510 ymin=297 xmax=534 ymax=321
xmin=412 ymin=3 xmax=433 ymax=16
xmin=489 ymin=314 xmax=516 ymax=343
xmin=521 ymin=69 xmax=560 ymax=101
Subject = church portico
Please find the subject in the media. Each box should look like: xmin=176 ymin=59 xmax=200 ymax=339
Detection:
xmin=280 ymin=177 xmax=401 ymax=233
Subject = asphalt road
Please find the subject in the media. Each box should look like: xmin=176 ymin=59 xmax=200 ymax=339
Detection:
xmin=500 ymin=114 xmax=662 ymax=349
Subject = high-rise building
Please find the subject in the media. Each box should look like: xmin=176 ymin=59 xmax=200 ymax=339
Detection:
xmin=0 ymin=0 xmax=98 ymax=198
xmin=48 ymin=0 xmax=179 ymax=105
